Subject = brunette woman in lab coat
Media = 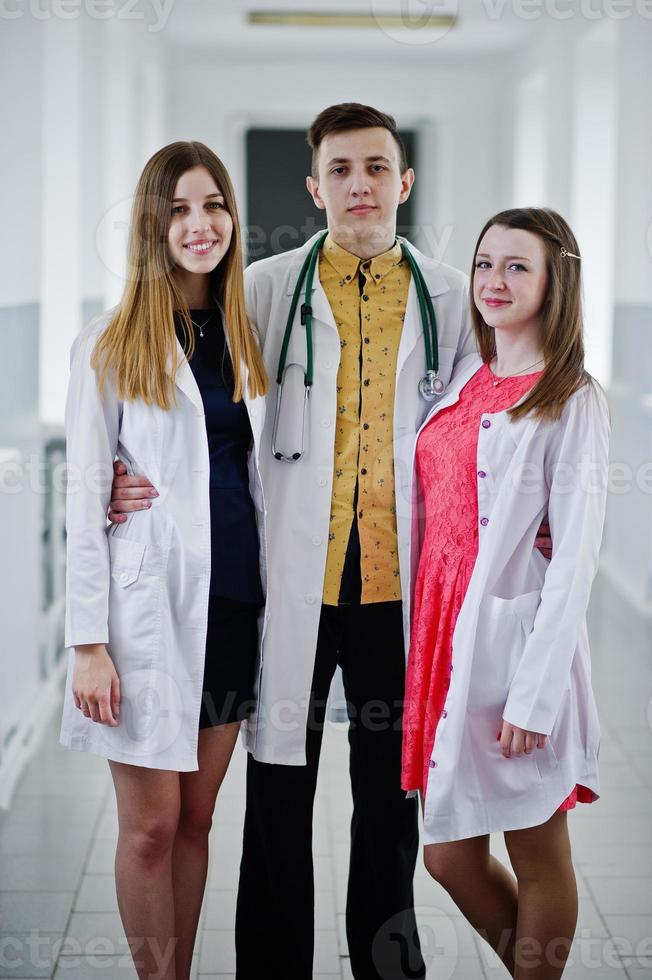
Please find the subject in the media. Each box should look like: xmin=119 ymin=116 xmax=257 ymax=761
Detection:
xmin=61 ymin=142 xmax=268 ymax=980
xmin=402 ymin=208 xmax=609 ymax=979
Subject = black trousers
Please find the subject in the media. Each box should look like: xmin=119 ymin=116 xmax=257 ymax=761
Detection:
xmin=235 ymin=601 xmax=425 ymax=980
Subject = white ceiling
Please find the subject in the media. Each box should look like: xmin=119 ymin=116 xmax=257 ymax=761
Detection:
xmin=163 ymin=0 xmax=537 ymax=58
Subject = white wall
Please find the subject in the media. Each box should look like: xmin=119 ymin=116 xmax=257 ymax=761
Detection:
xmin=165 ymin=53 xmax=500 ymax=275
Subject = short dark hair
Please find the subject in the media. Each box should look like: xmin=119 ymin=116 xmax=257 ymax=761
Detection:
xmin=307 ymin=102 xmax=409 ymax=177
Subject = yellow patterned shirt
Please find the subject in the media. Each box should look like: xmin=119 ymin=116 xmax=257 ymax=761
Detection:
xmin=320 ymin=234 xmax=410 ymax=605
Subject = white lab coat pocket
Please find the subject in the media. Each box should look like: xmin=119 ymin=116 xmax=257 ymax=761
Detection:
xmin=107 ymin=536 xmax=161 ymax=668
xmin=109 ymin=536 xmax=145 ymax=587
xmin=468 ymin=590 xmax=541 ymax=710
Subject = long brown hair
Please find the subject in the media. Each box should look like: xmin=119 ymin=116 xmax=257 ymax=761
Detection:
xmin=470 ymin=207 xmax=590 ymax=422
xmin=93 ymin=141 xmax=268 ymax=407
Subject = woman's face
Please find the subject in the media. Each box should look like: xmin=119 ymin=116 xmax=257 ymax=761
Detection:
xmin=167 ymin=165 xmax=233 ymax=278
xmin=473 ymin=224 xmax=549 ymax=338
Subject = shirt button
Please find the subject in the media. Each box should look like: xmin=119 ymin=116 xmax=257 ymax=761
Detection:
xmin=361 ymin=468 xmax=367 ymax=475
xmin=358 ymin=510 xmax=363 ymax=519
xmin=480 ymin=517 xmax=489 ymax=526
xmin=429 ymin=760 xmax=437 ymax=769
xmin=441 ymin=710 xmax=448 ymax=719
xmin=364 ymin=379 xmax=370 ymax=387
xmin=362 ymin=295 xmax=369 ymax=302
xmin=305 ymin=594 xmax=316 ymax=605
xmin=346 ymin=275 xmax=352 ymax=281
xmin=482 ymin=419 xmax=491 ymax=429
xmin=364 ymin=337 xmax=370 ymax=344
xmin=312 ymin=536 xmax=322 ymax=546
xmin=119 ymin=572 xmax=129 ymax=582
xmin=478 ymin=470 xmax=487 ymax=479
xmin=363 ymin=423 xmax=369 ymax=430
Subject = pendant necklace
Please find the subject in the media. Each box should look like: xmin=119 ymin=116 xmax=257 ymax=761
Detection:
xmin=191 ymin=315 xmax=212 ymax=338
xmin=490 ymin=358 xmax=544 ymax=387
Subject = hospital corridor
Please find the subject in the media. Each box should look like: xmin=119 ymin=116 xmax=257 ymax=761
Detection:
xmin=1 ymin=2 xmax=652 ymax=978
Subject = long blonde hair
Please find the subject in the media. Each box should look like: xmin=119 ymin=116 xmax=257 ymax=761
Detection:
xmin=471 ymin=207 xmax=590 ymax=422
xmin=93 ymin=141 xmax=268 ymax=407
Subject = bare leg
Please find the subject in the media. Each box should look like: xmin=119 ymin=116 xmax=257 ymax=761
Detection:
xmin=171 ymin=722 xmax=240 ymax=980
xmin=423 ymin=836 xmax=519 ymax=975
xmin=505 ymin=810 xmax=577 ymax=980
xmin=108 ymin=762 xmax=181 ymax=980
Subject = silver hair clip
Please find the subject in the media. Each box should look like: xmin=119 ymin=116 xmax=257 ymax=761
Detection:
xmin=560 ymin=247 xmax=581 ymax=259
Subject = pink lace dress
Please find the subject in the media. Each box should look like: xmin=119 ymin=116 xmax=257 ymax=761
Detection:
xmin=401 ymin=362 xmax=593 ymax=812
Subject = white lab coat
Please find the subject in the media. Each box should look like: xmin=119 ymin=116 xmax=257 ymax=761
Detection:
xmin=409 ymin=354 xmax=609 ymax=843
xmin=59 ymin=310 xmax=268 ymax=771
xmin=242 ymin=232 xmax=476 ymax=765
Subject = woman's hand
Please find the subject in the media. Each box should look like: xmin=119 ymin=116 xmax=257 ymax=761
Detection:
xmin=72 ymin=645 xmax=121 ymax=726
xmin=499 ymin=720 xmax=547 ymax=758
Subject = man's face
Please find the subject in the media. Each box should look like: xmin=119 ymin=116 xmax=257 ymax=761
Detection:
xmin=306 ymin=127 xmax=414 ymax=254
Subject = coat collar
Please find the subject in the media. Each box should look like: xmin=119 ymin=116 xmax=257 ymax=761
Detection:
xmin=283 ymin=233 xmax=453 ymax=351
xmin=283 ymin=232 xmax=450 ymax=299
xmin=170 ymin=315 xmax=256 ymax=414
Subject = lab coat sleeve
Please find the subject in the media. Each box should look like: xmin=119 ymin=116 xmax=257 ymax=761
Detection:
xmin=502 ymin=383 xmax=610 ymax=735
xmin=64 ymin=327 xmax=120 ymax=648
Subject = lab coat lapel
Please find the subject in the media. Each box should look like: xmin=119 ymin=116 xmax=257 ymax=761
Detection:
xmin=416 ymin=353 xmax=483 ymax=437
xmin=172 ymin=339 xmax=204 ymax=414
xmin=396 ymin=250 xmax=451 ymax=380
xmin=284 ymin=233 xmax=337 ymax=338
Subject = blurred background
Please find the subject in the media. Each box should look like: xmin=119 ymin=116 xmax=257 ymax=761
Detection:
xmin=1 ymin=1 xmax=651 ymax=977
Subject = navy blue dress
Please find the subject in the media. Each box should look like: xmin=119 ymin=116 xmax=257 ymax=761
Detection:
xmin=175 ymin=309 xmax=262 ymax=728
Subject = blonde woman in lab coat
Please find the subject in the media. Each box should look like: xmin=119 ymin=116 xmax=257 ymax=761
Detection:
xmin=60 ymin=142 xmax=268 ymax=980
xmin=402 ymin=208 xmax=609 ymax=979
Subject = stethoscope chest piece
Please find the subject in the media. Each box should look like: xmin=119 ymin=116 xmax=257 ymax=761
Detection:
xmin=418 ymin=370 xmax=445 ymax=402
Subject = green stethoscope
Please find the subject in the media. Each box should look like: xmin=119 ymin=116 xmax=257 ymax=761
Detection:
xmin=272 ymin=231 xmax=443 ymax=463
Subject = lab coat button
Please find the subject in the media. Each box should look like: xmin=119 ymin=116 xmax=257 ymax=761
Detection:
xmin=312 ymin=536 xmax=322 ymax=546
xmin=317 ymin=477 xmax=327 ymax=487
xmin=324 ymin=360 xmax=333 ymax=369
xmin=482 ymin=419 xmax=491 ymax=429
xmin=305 ymin=594 xmax=317 ymax=605
xmin=478 ymin=470 xmax=487 ymax=479
xmin=321 ymin=418 xmax=331 ymax=428
xmin=119 ymin=572 xmax=129 ymax=582
xmin=480 ymin=517 xmax=489 ymax=527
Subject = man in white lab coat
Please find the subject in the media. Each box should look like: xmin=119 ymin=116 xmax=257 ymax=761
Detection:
xmin=109 ymin=104 xmax=476 ymax=978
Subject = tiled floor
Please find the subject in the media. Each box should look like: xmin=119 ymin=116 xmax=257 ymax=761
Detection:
xmin=1 ymin=576 xmax=650 ymax=979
